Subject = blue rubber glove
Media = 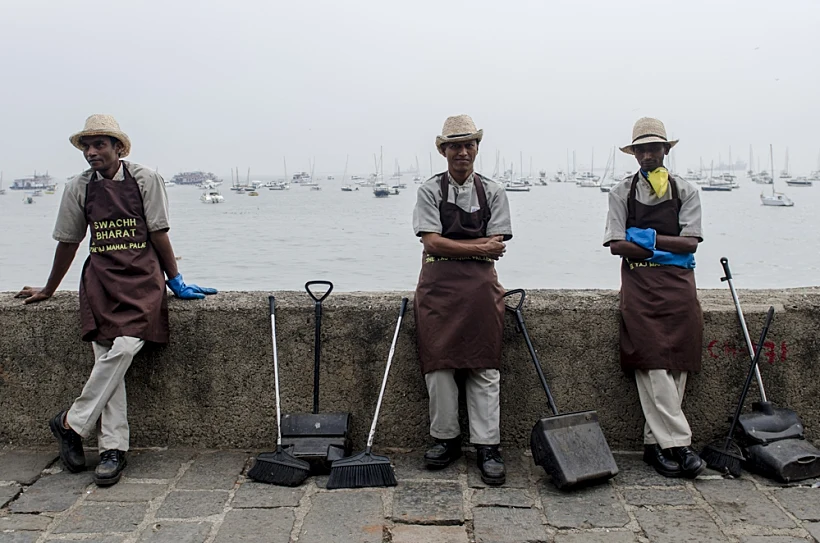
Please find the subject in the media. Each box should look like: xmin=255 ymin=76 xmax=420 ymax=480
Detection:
xmin=625 ymin=227 xmax=657 ymax=251
xmin=648 ymin=250 xmax=696 ymax=269
xmin=166 ymin=273 xmax=218 ymax=300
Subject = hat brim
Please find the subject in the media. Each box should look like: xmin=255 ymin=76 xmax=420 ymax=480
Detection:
xmin=70 ymin=129 xmax=132 ymax=158
xmin=620 ymin=137 xmax=678 ymax=155
xmin=435 ymin=129 xmax=483 ymax=155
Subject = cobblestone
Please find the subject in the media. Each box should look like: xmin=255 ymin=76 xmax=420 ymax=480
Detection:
xmin=0 ymin=448 xmax=817 ymax=542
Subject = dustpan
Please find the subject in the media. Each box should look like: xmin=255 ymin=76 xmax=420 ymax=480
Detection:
xmin=281 ymin=281 xmax=351 ymax=472
xmin=504 ymin=290 xmax=618 ymax=489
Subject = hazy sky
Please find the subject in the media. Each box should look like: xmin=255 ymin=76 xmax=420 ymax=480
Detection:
xmin=2 ymin=0 xmax=819 ymax=180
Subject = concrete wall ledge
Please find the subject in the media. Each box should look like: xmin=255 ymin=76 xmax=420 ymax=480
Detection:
xmin=2 ymin=289 xmax=819 ymax=450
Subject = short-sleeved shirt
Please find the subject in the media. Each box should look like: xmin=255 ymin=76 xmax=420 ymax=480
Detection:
xmin=413 ymin=172 xmax=513 ymax=240
xmin=53 ymin=161 xmax=170 ymax=243
xmin=603 ymin=172 xmax=703 ymax=246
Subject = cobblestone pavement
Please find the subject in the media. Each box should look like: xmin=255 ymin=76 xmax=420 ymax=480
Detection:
xmin=1 ymin=447 xmax=819 ymax=542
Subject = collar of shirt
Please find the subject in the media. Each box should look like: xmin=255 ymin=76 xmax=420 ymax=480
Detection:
xmin=444 ymin=172 xmax=481 ymax=213
xmin=92 ymin=161 xmax=125 ymax=181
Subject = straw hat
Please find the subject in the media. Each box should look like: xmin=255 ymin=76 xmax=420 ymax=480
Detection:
xmin=620 ymin=117 xmax=678 ymax=155
xmin=435 ymin=114 xmax=483 ymax=155
xmin=69 ymin=114 xmax=132 ymax=158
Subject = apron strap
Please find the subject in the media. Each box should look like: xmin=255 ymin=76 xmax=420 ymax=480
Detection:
xmin=627 ymin=173 xmax=640 ymax=225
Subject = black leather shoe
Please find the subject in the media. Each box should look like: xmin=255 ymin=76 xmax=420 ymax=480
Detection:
xmin=49 ymin=411 xmax=85 ymax=473
xmin=643 ymin=444 xmax=683 ymax=478
xmin=670 ymin=446 xmax=706 ymax=478
xmin=424 ymin=437 xmax=462 ymax=469
xmin=94 ymin=450 xmax=127 ymax=486
xmin=476 ymin=445 xmax=506 ymax=486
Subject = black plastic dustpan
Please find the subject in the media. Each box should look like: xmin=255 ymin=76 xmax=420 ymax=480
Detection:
xmin=719 ymin=258 xmax=820 ymax=482
xmin=280 ymin=281 xmax=351 ymax=473
xmin=504 ymin=290 xmax=618 ymax=490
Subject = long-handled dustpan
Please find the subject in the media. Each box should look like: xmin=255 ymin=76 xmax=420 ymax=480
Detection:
xmin=280 ymin=281 xmax=352 ymax=473
xmin=720 ymin=258 xmax=820 ymax=482
xmin=327 ymin=297 xmax=408 ymax=489
xmin=504 ymin=289 xmax=618 ymax=489
xmin=247 ymin=296 xmax=311 ymax=486
xmin=701 ymin=306 xmax=775 ymax=477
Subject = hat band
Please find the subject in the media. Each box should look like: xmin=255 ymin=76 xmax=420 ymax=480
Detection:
xmin=443 ymin=133 xmax=473 ymax=139
xmin=632 ymin=133 xmax=668 ymax=144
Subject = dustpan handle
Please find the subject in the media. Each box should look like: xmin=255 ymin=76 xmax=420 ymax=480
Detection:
xmin=725 ymin=306 xmax=775 ymax=446
xmin=503 ymin=290 xmax=559 ymax=416
xmin=721 ymin=257 xmax=768 ymax=403
xmin=305 ymin=280 xmax=333 ymax=413
xmin=269 ymin=296 xmax=283 ymax=447
xmin=366 ymin=298 xmax=408 ymax=452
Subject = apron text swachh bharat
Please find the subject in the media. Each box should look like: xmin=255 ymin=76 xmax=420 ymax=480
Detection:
xmin=414 ymin=173 xmax=505 ymax=375
xmin=79 ymin=164 xmax=169 ymax=344
xmin=619 ymin=174 xmax=702 ymax=372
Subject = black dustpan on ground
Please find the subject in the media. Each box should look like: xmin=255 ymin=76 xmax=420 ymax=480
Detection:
xmin=281 ymin=281 xmax=351 ymax=473
xmin=504 ymin=290 xmax=618 ymax=490
xmin=719 ymin=257 xmax=820 ymax=482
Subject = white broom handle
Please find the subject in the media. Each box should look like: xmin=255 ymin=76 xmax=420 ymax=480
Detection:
xmin=269 ymin=296 xmax=284 ymax=446
xmin=366 ymin=298 xmax=408 ymax=449
xmin=725 ymin=276 xmax=768 ymax=402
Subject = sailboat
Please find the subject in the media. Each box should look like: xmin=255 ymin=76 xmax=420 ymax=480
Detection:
xmin=701 ymin=161 xmax=732 ymax=192
xmin=761 ymin=145 xmax=794 ymax=207
xmin=413 ymin=156 xmax=423 ymax=183
xmin=374 ymin=147 xmax=390 ymax=197
xmin=599 ymin=147 xmax=620 ymax=193
xmin=0 ymin=172 xmax=5 ymax=195
xmin=809 ymin=151 xmax=820 ymax=181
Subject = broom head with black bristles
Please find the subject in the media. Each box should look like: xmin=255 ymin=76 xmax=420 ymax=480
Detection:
xmin=248 ymin=445 xmax=311 ymax=487
xmin=700 ymin=437 xmax=744 ymax=478
xmin=326 ymin=448 xmax=397 ymax=489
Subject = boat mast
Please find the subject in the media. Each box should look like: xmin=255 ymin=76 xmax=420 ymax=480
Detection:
xmin=342 ymin=154 xmax=349 ymax=184
xmin=770 ymin=144 xmax=776 ymax=196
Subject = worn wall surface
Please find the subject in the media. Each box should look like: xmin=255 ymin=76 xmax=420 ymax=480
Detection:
xmin=1 ymin=289 xmax=818 ymax=451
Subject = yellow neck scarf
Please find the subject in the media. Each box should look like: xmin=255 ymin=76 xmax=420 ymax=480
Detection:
xmin=647 ymin=167 xmax=669 ymax=197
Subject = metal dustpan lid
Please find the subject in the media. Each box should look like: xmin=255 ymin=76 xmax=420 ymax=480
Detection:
xmin=530 ymin=410 xmax=619 ymax=489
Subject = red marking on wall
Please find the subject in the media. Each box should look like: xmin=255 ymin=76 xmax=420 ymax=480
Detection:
xmin=705 ymin=340 xmax=788 ymax=364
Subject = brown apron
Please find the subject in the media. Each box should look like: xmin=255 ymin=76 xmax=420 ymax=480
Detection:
xmin=414 ymin=173 xmax=505 ymax=375
xmin=619 ymin=173 xmax=702 ymax=371
xmin=79 ymin=164 xmax=169 ymax=344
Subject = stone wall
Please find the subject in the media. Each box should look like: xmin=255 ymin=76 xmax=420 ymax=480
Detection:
xmin=1 ymin=289 xmax=818 ymax=451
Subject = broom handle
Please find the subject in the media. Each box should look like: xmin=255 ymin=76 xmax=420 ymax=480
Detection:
xmin=366 ymin=297 xmax=409 ymax=452
xmin=270 ymin=296 xmax=283 ymax=447
xmin=721 ymin=258 xmax=768 ymax=402
xmin=725 ymin=306 xmax=775 ymax=445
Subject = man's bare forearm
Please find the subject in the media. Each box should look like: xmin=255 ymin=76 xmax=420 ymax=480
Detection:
xmin=42 ymin=242 xmax=81 ymax=295
xmin=609 ymin=240 xmax=652 ymax=260
xmin=422 ymin=234 xmax=493 ymax=258
xmin=149 ymin=231 xmax=179 ymax=279
xmin=656 ymin=235 xmax=699 ymax=254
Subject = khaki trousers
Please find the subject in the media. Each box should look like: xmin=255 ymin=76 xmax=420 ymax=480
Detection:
xmin=66 ymin=336 xmax=145 ymax=452
xmin=635 ymin=369 xmax=692 ymax=448
xmin=425 ymin=368 xmax=501 ymax=445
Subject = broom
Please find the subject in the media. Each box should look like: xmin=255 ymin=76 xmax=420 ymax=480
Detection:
xmin=326 ymin=297 xmax=408 ymax=489
xmin=701 ymin=306 xmax=775 ymax=477
xmin=248 ymin=296 xmax=311 ymax=487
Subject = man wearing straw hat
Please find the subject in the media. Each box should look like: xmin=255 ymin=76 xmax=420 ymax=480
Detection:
xmin=603 ymin=117 xmax=705 ymax=478
xmin=16 ymin=114 xmax=217 ymax=486
xmin=413 ymin=114 xmax=512 ymax=485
